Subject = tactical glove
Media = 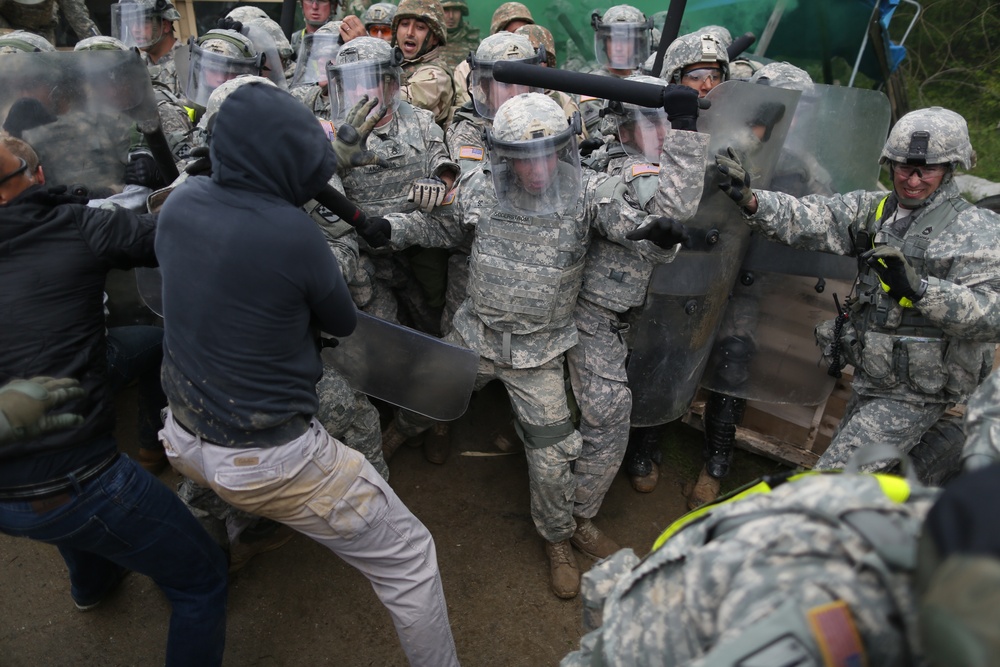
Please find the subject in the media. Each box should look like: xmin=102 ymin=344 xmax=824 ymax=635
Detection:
xmin=406 ymin=177 xmax=448 ymax=212
xmin=124 ymin=152 xmax=164 ymax=189
xmin=662 ymin=84 xmax=701 ymax=131
xmin=185 ymin=146 xmax=212 ymax=177
xmin=579 ymin=136 xmax=604 ymax=157
xmin=714 ymin=147 xmax=755 ymax=209
xmin=0 ymin=377 xmax=86 ymax=443
xmin=359 ymin=217 xmax=391 ymax=248
xmin=3 ymin=97 xmax=57 ymax=138
xmin=626 ymin=216 xmax=690 ymax=249
xmin=333 ymin=95 xmax=389 ymax=174
xmin=860 ymin=246 xmax=928 ymax=306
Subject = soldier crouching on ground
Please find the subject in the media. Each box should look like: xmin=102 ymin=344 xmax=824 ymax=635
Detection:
xmin=367 ymin=93 xmax=689 ymax=599
xmin=714 ymin=106 xmax=1000 ymax=474
xmin=155 ymin=81 xmax=460 ymax=666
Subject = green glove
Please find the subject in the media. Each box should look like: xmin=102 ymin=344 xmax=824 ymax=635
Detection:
xmin=714 ymin=147 xmax=754 ymax=209
xmin=332 ymin=95 xmax=389 ymax=174
xmin=860 ymin=246 xmax=928 ymax=307
xmin=0 ymin=377 xmax=86 ymax=443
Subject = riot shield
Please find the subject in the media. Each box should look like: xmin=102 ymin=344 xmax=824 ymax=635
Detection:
xmin=626 ymin=80 xmax=799 ymax=427
xmin=699 ymin=84 xmax=891 ymax=405
xmin=137 ymin=267 xmax=478 ymax=421
xmin=0 ymin=50 xmax=160 ymax=197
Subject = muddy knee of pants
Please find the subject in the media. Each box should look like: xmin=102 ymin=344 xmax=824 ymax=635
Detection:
xmin=519 ymin=418 xmax=581 ymax=543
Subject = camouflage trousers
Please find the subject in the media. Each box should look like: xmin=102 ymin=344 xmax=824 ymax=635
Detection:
xmin=566 ymin=299 xmax=631 ymax=519
xmin=815 ymin=391 xmax=951 ymax=471
xmin=354 ymin=252 xmax=443 ymax=335
xmin=439 ymin=250 xmax=469 ymax=337
xmin=397 ymin=333 xmax=582 ymax=543
xmin=176 ymin=364 xmax=387 ymax=544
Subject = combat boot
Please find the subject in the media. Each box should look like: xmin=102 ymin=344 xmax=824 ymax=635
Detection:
xmin=423 ymin=422 xmax=450 ymax=464
xmin=381 ymin=418 xmax=409 ymax=461
xmin=571 ymin=517 xmax=621 ymax=560
xmin=686 ymin=465 xmax=722 ymax=510
xmin=544 ymin=540 xmax=580 ymax=599
xmin=626 ymin=427 xmax=663 ymax=493
xmin=703 ymin=393 xmax=746 ymax=479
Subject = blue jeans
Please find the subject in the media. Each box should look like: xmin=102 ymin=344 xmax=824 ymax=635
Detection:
xmin=107 ymin=325 xmax=167 ymax=451
xmin=0 ymin=453 xmax=228 ymax=667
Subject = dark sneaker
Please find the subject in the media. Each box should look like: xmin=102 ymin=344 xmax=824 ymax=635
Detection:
xmin=229 ymin=521 xmax=295 ymax=574
xmin=423 ymin=422 xmax=451 ymax=465
xmin=73 ymin=565 xmax=130 ymax=612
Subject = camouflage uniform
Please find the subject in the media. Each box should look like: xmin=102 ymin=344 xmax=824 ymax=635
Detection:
xmin=489 ymin=1 xmax=533 ymax=35
xmin=392 ymin=0 xmax=457 ymax=128
xmin=385 ymin=94 xmax=674 ymax=551
xmin=0 ymin=0 xmax=98 ymax=45
xmin=741 ymin=108 xmax=1000 ymax=471
xmin=961 ymin=370 xmax=1000 ymax=470
xmin=563 ymin=472 xmax=939 ymax=666
xmin=438 ymin=0 xmax=479 ymax=71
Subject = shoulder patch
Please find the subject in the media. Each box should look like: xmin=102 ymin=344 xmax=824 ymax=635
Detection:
xmin=441 ymin=188 xmax=457 ymax=206
xmin=579 ymin=94 xmax=599 ymax=103
xmin=806 ymin=600 xmax=866 ymax=667
xmin=631 ymin=163 xmax=660 ymax=177
xmin=459 ymin=146 xmax=484 ymax=160
xmin=317 ymin=119 xmax=336 ymax=143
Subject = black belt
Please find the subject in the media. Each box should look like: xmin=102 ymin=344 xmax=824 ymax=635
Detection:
xmin=171 ymin=410 xmax=310 ymax=449
xmin=0 ymin=452 xmax=120 ymax=501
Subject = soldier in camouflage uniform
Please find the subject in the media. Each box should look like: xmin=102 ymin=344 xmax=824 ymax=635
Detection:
xmin=438 ymin=0 xmax=478 ymax=70
xmin=391 ymin=0 xmax=457 ymax=128
xmin=960 ymin=370 xmax=1000 ymax=471
xmin=179 ymin=27 xmax=263 ymax=121
xmin=0 ymin=26 xmax=54 ymax=52
xmin=290 ymin=0 xmax=337 ymax=56
xmin=0 ymin=0 xmax=98 ymax=46
xmin=489 ymin=1 xmax=533 ymax=35
xmin=232 ymin=10 xmax=297 ymax=83
xmin=370 ymin=93 xmax=688 ymax=598
xmin=111 ymin=0 xmax=183 ymax=95
xmin=715 ymin=107 xmax=1000 ymax=474
xmin=563 ymin=469 xmax=939 ymax=666
xmin=649 ymin=30 xmax=729 ymax=98
xmin=362 ymin=2 xmax=395 ymax=41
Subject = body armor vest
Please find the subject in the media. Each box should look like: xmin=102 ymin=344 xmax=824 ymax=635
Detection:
xmin=468 ymin=203 xmax=587 ymax=335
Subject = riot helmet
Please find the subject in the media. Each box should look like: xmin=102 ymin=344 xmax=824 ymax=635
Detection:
xmin=660 ymin=32 xmax=729 ymax=97
xmin=181 ymin=29 xmax=262 ymax=108
xmin=605 ymin=74 xmax=671 ymax=162
xmin=241 ymin=14 xmax=295 ymax=70
xmin=326 ymin=36 xmax=402 ymax=126
xmin=74 ymin=36 xmax=130 ymax=51
xmin=225 ymin=6 xmax=270 ymax=23
xmin=111 ymin=0 xmax=180 ymax=50
xmin=241 ymin=20 xmax=290 ymax=89
xmin=591 ymin=5 xmax=652 ymax=72
xmin=750 ymin=61 xmax=814 ymax=93
xmin=364 ymin=3 xmax=397 ymax=41
xmin=392 ymin=0 xmax=447 ymax=60
xmin=291 ymin=21 xmax=344 ymax=87
xmin=72 ymin=37 xmax=153 ymax=112
xmin=468 ymin=32 xmax=544 ymax=120
xmin=0 ymin=29 xmax=56 ymax=53
xmin=198 ymin=74 xmax=277 ymax=132
xmin=486 ymin=92 xmax=582 ymax=215
xmin=490 ymin=2 xmax=533 ymax=35
xmin=698 ymin=25 xmax=732 ymax=50
xmin=515 ymin=24 xmax=556 ymax=68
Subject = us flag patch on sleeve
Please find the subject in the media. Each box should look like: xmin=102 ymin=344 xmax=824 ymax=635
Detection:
xmin=806 ymin=601 xmax=867 ymax=667
xmin=459 ymin=146 xmax=484 ymax=160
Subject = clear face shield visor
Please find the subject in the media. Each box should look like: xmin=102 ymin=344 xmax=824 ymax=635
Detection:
xmin=326 ymin=59 xmax=401 ymax=125
xmin=486 ymin=118 xmax=582 ymax=216
xmin=111 ymin=4 xmax=165 ymax=49
xmin=594 ymin=21 xmax=651 ymax=71
xmin=291 ymin=33 xmax=343 ymax=87
xmin=183 ymin=41 xmax=262 ymax=107
xmin=468 ymin=53 xmax=543 ymax=120
xmin=614 ymin=105 xmax=669 ymax=162
xmin=243 ymin=23 xmax=288 ymax=90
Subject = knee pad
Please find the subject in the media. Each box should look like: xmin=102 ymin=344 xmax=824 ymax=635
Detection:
xmin=515 ymin=418 xmax=575 ymax=449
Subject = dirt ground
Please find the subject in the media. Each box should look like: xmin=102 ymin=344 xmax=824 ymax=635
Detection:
xmin=0 ymin=380 xmax=789 ymax=667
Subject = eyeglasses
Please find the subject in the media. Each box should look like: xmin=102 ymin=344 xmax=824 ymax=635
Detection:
xmin=893 ymin=163 xmax=948 ymax=180
xmin=0 ymin=157 xmax=29 ymax=187
xmin=681 ymin=67 xmax=722 ymax=84
xmin=302 ymin=0 xmax=330 ymax=6
xmin=368 ymin=25 xmax=392 ymax=38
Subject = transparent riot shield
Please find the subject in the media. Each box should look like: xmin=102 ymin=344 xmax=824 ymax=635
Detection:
xmin=700 ymin=84 xmax=891 ymax=405
xmin=626 ymin=81 xmax=799 ymax=427
xmin=0 ymin=49 xmax=159 ymax=197
xmin=290 ymin=33 xmax=343 ymax=87
xmin=137 ymin=268 xmax=478 ymax=421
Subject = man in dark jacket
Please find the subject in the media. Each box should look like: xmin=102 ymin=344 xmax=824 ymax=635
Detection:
xmin=155 ymin=82 xmax=459 ymax=667
xmin=0 ymin=136 xmax=228 ymax=667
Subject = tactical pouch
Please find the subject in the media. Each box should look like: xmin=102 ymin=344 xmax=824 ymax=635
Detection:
xmin=860 ymin=331 xmax=897 ymax=387
xmin=901 ymin=338 xmax=949 ymax=395
xmin=944 ymin=343 xmax=993 ymax=397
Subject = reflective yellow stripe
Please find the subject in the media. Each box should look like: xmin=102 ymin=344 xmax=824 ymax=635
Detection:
xmin=185 ymin=106 xmax=197 ymax=123
xmin=651 ymin=470 xmax=910 ymax=551
xmin=871 ymin=195 xmax=915 ymax=307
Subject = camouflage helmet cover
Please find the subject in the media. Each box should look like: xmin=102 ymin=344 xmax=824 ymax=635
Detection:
xmin=750 ymin=61 xmax=814 ymax=93
xmin=491 ymin=91 xmax=572 ymax=144
xmin=315 ymin=20 xmax=343 ymax=36
xmin=226 ymin=5 xmax=270 ymax=23
xmin=880 ymin=106 xmax=976 ymax=170
xmin=392 ymin=0 xmax=448 ymax=46
xmin=440 ymin=0 xmax=468 ymax=16
xmin=0 ymin=29 xmax=56 ymax=53
xmin=597 ymin=4 xmax=648 ymax=25
xmin=490 ymin=2 xmax=534 ymax=35
xmin=515 ymin=24 xmax=555 ymax=67
xmin=333 ymin=34 xmax=399 ymax=65
xmin=474 ymin=31 xmax=537 ymax=62
xmin=697 ymin=24 xmax=732 ymax=49
xmin=245 ymin=16 xmax=294 ymax=62
xmin=591 ymin=4 xmax=651 ymax=71
xmin=364 ymin=2 xmax=397 ymax=28
xmin=196 ymin=28 xmax=257 ymax=58
xmin=74 ymin=35 xmax=129 ymax=51
xmin=200 ymin=75 xmax=276 ymax=130
xmin=470 ymin=32 xmax=544 ymax=119
xmin=327 ymin=36 xmax=403 ymax=124
xmin=661 ymin=32 xmax=729 ymax=82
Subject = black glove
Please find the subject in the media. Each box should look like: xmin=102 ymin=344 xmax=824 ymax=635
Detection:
xmin=124 ymin=152 xmax=165 ymax=189
xmin=3 ymin=97 xmax=57 ymax=138
xmin=359 ymin=217 xmax=391 ymax=248
xmin=216 ymin=17 xmax=243 ymax=32
xmin=662 ymin=84 xmax=701 ymax=131
xmin=860 ymin=246 xmax=927 ymax=305
xmin=748 ymin=101 xmax=786 ymax=143
xmin=579 ymin=136 xmax=604 ymax=157
xmin=626 ymin=216 xmax=690 ymax=249
xmin=714 ymin=147 xmax=754 ymax=209
xmin=185 ymin=145 xmax=212 ymax=177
